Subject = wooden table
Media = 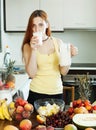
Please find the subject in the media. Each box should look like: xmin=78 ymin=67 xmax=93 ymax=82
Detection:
xmin=0 ymin=111 xmax=90 ymax=130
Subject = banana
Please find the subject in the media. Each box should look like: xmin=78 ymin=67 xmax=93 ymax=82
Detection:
xmin=9 ymin=101 xmax=15 ymax=109
xmin=0 ymin=98 xmax=7 ymax=104
xmin=8 ymin=101 xmax=16 ymax=117
xmin=1 ymin=100 xmax=12 ymax=121
xmin=0 ymin=104 xmax=5 ymax=120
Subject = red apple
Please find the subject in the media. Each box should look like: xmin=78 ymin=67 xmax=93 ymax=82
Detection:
xmin=22 ymin=111 xmax=31 ymax=119
xmin=93 ymin=105 xmax=96 ymax=110
xmin=16 ymin=106 xmax=24 ymax=113
xmin=15 ymin=113 xmax=23 ymax=121
xmin=19 ymin=100 xmax=28 ymax=107
xmin=24 ymin=103 xmax=33 ymax=112
xmin=72 ymin=100 xmax=77 ymax=108
xmin=19 ymin=119 xmax=32 ymax=130
xmin=67 ymin=107 xmax=74 ymax=115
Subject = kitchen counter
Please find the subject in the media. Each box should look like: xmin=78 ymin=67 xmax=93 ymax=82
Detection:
xmin=70 ymin=63 xmax=96 ymax=70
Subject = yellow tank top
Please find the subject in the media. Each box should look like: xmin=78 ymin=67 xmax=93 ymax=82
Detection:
xmin=30 ymin=37 xmax=63 ymax=94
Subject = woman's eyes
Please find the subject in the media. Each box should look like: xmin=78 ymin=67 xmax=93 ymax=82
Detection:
xmin=39 ymin=23 xmax=44 ymax=27
xmin=32 ymin=23 xmax=44 ymax=28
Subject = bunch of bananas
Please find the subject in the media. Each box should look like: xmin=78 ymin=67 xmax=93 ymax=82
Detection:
xmin=0 ymin=98 xmax=12 ymax=121
xmin=8 ymin=101 xmax=16 ymax=117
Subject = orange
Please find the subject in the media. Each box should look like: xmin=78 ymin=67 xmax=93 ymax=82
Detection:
xmin=36 ymin=115 xmax=46 ymax=124
xmin=6 ymin=81 xmax=15 ymax=88
xmin=85 ymin=128 xmax=95 ymax=130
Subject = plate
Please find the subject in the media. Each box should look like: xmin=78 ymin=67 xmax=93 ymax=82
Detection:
xmin=72 ymin=113 xmax=96 ymax=129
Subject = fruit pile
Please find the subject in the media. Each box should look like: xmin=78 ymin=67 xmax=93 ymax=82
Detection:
xmin=36 ymin=110 xmax=72 ymax=128
xmin=9 ymin=97 xmax=34 ymax=121
xmin=66 ymin=99 xmax=96 ymax=118
xmin=0 ymin=78 xmax=15 ymax=90
xmin=0 ymin=98 xmax=12 ymax=121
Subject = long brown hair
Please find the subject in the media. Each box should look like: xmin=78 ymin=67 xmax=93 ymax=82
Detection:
xmin=21 ymin=10 xmax=51 ymax=55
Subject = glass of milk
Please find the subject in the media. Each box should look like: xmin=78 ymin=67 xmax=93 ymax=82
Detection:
xmin=33 ymin=32 xmax=43 ymax=46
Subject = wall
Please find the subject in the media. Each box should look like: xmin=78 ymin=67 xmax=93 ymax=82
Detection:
xmin=0 ymin=0 xmax=1 ymax=52
xmin=0 ymin=0 xmax=96 ymax=67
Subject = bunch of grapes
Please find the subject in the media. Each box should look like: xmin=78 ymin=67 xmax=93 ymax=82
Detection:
xmin=46 ymin=110 xmax=72 ymax=128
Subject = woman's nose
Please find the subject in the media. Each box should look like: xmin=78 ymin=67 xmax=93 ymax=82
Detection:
xmin=35 ymin=26 xmax=40 ymax=32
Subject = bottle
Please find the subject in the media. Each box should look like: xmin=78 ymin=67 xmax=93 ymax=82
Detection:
xmin=3 ymin=45 xmax=11 ymax=68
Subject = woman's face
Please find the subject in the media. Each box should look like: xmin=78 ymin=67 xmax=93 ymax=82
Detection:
xmin=32 ymin=17 xmax=48 ymax=35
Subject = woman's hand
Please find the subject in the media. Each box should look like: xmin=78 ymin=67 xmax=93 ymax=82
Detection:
xmin=70 ymin=44 xmax=78 ymax=57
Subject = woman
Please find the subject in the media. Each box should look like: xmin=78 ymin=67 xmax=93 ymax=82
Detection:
xmin=21 ymin=10 xmax=78 ymax=105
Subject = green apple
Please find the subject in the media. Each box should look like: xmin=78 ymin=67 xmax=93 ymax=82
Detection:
xmin=64 ymin=124 xmax=77 ymax=130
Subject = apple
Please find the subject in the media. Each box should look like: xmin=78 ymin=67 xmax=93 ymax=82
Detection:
xmin=15 ymin=113 xmax=23 ymax=121
xmin=16 ymin=106 xmax=24 ymax=113
xmin=93 ymin=105 xmax=96 ymax=110
xmin=22 ymin=111 xmax=31 ymax=119
xmin=72 ymin=100 xmax=77 ymax=108
xmin=36 ymin=125 xmax=47 ymax=130
xmin=15 ymin=97 xmax=28 ymax=107
xmin=24 ymin=103 xmax=33 ymax=112
xmin=47 ymin=126 xmax=54 ymax=130
xmin=64 ymin=124 xmax=77 ymax=130
xmin=4 ymin=125 xmax=19 ymax=130
xmin=19 ymin=119 xmax=32 ymax=130
xmin=19 ymin=100 xmax=28 ymax=107
xmin=67 ymin=107 xmax=74 ymax=115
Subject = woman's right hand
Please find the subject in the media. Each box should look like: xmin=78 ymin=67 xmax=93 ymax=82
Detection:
xmin=30 ymin=36 xmax=41 ymax=50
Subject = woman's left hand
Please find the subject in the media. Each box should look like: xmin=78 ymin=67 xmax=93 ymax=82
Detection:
xmin=70 ymin=44 xmax=78 ymax=57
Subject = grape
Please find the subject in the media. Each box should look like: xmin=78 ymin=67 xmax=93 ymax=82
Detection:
xmin=46 ymin=110 xmax=72 ymax=128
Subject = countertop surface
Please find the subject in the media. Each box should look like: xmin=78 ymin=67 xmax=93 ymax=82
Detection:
xmin=70 ymin=63 xmax=96 ymax=70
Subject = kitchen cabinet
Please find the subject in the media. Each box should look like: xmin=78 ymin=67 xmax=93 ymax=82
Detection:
xmin=39 ymin=0 xmax=64 ymax=31
xmin=4 ymin=0 xmax=39 ymax=32
xmin=63 ymin=0 xmax=96 ymax=29
xmin=4 ymin=0 xmax=64 ymax=32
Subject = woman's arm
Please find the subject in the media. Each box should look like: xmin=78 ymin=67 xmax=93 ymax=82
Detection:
xmin=23 ymin=44 xmax=37 ymax=78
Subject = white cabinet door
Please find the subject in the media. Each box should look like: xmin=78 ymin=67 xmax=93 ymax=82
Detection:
xmin=39 ymin=0 xmax=64 ymax=31
xmin=5 ymin=0 xmax=39 ymax=32
xmin=63 ymin=0 xmax=96 ymax=29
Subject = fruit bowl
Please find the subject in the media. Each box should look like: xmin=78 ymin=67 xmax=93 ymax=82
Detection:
xmin=34 ymin=98 xmax=65 ymax=116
